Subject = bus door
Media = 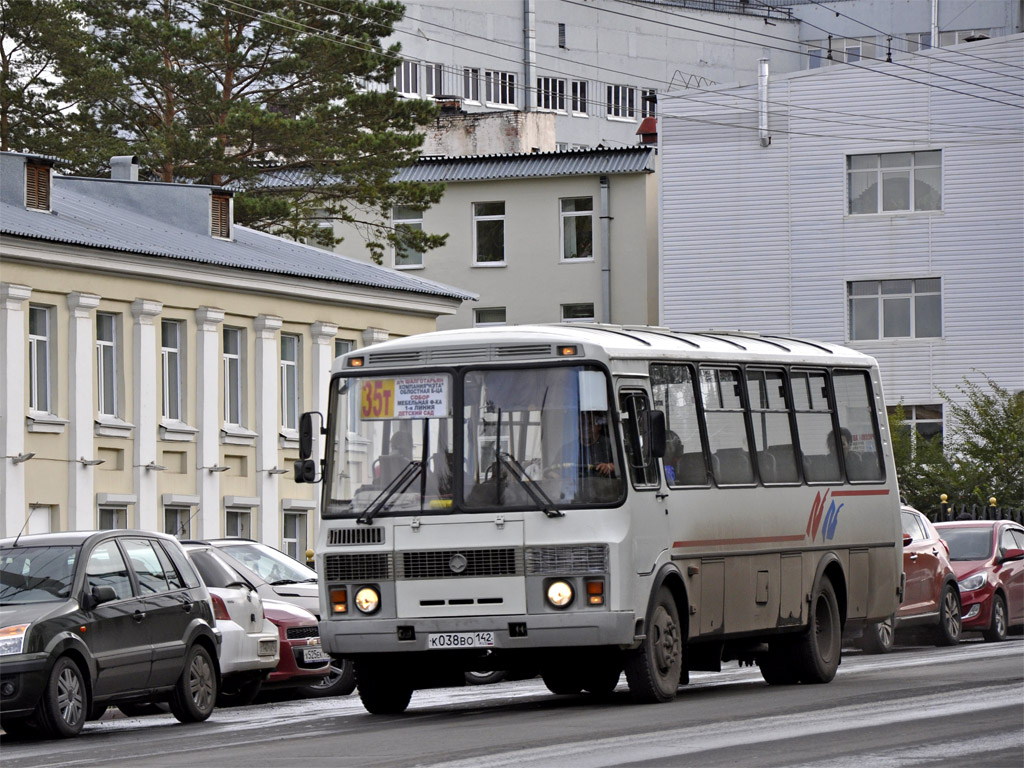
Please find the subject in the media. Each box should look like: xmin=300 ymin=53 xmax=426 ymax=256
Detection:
xmin=618 ymin=388 xmax=668 ymax=576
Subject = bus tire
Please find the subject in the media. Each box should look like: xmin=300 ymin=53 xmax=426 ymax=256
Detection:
xmin=624 ymin=586 xmax=683 ymax=703
xmin=858 ymin=615 xmax=895 ymax=654
xmin=541 ymin=667 xmax=584 ymax=695
xmin=355 ymin=659 xmax=413 ymax=715
xmin=792 ymin=578 xmax=841 ymax=684
xmin=758 ymin=640 xmax=800 ymax=685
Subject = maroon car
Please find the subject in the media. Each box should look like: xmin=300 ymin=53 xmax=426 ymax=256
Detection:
xmin=935 ymin=520 xmax=1024 ymax=642
xmin=260 ymin=600 xmax=331 ymax=689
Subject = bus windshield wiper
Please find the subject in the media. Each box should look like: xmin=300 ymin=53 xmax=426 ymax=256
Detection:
xmin=496 ymin=451 xmax=563 ymax=518
xmin=357 ymin=460 xmax=422 ymax=525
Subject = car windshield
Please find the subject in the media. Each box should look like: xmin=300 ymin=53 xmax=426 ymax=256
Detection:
xmin=216 ymin=542 xmax=316 ymax=585
xmin=0 ymin=546 xmax=79 ymax=604
xmin=940 ymin=528 xmax=994 ymax=561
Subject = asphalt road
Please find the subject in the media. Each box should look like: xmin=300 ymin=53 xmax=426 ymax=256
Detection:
xmin=3 ymin=638 xmax=1021 ymax=768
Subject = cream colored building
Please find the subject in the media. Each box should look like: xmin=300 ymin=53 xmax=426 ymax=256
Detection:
xmin=0 ymin=152 xmax=471 ymax=555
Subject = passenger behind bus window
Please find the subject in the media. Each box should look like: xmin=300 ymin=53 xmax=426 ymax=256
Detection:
xmin=663 ymin=431 xmax=684 ymax=485
xmin=575 ymin=412 xmax=615 ymax=477
xmin=376 ymin=429 xmax=414 ymax=487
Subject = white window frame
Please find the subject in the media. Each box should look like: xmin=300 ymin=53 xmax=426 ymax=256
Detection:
xmin=164 ymin=506 xmax=191 ymax=539
xmin=561 ymin=303 xmax=596 ymax=323
xmin=282 ymin=512 xmax=307 ymax=561
xmin=606 ymin=84 xmax=636 ymax=120
xmin=463 ymin=67 xmax=480 ymax=102
xmin=99 ymin=506 xmax=128 ymax=530
xmin=472 ymin=201 xmax=506 ymax=266
xmin=162 ymin=319 xmax=183 ymax=421
xmin=225 ymin=508 xmax=251 ymax=539
xmin=641 ymin=88 xmax=657 ymax=118
xmin=392 ymin=206 xmax=424 ymax=268
xmin=393 ymin=59 xmax=418 ymax=96
xmin=27 ymin=504 xmax=54 ymax=534
xmin=474 ymin=307 xmax=507 ymax=327
xmin=280 ymin=333 xmax=300 ymax=432
xmin=571 ymin=80 xmax=588 ymax=115
xmin=28 ymin=305 xmax=52 ymax=414
xmin=848 ymin=278 xmax=942 ymax=341
xmin=223 ymin=327 xmax=244 ymax=426
xmin=96 ymin=312 xmax=120 ymax=417
xmin=424 ymin=63 xmax=444 ymax=96
xmin=847 ymin=151 xmax=942 ymax=215
xmin=536 ymin=76 xmax=566 ymax=112
xmin=560 ymin=197 xmax=594 ymax=261
xmin=334 ymin=339 xmax=352 ymax=361
xmin=484 ymin=70 xmax=516 ymax=107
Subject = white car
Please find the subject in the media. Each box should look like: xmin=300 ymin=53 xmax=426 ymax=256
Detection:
xmin=184 ymin=544 xmax=279 ymax=706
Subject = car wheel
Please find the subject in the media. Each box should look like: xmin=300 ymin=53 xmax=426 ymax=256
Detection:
xmin=859 ymin=616 xmax=895 ymax=654
xmin=37 ymin=656 xmax=87 ymax=738
xmin=216 ymin=674 xmax=263 ymax=708
xmin=354 ymin=659 xmax=413 ymax=715
xmin=933 ymin=583 xmax=962 ymax=647
xmin=982 ymin=594 xmax=1008 ymax=643
xmin=464 ymin=670 xmax=507 ymax=686
xmin=793 ymin=578 xmax=841 ymax=684
xmin=302 ymin=659 xmax=356 ymax=698
xmin=168 ymin=644 xmax=217 ymax=723
xmin=623 ymin=586 xmax=684 ymax=703
xmin=758 ymin=639 xmax=800 ymax=685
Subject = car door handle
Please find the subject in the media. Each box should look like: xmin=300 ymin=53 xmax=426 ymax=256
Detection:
xmin=180 ymin=599 xmax=193 ymax=613
xmin=909 ymin=554 xmax=918 ymax=561
xmin=132 ymin=610 xmax=146 ymax=622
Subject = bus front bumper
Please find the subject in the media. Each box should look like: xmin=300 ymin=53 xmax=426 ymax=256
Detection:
xmin=320 ymin=611 xmax=638 ymax=655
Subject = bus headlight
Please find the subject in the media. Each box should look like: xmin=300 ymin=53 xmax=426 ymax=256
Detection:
xmin=546 ymin=581 xmax=574 ymax=608
xmin=354 ymin=586 xmax=380 ymax=614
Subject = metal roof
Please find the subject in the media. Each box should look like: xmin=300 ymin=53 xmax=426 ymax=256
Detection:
xmin=0 ymin=174 xmax=474 ymax=302
xmin=395 ymin=146 xmax=656 ymax=183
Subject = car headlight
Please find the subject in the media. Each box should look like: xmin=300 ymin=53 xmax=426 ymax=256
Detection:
xmin=957 ymin=572 xmax=987 ymax=592
xmin=354 ymin=586 xmax=380 ymax=614
xmin=546 ymin=580 xmax=574 ymax=608
xmin=0 ymin=624 xmax=29 ymax=656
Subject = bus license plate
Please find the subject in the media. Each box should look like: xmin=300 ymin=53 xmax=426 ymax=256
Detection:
xmin=427 ymin=632 xmax=495 ymax=649
xmin=303 ymin=647 xmax=330 ymax=663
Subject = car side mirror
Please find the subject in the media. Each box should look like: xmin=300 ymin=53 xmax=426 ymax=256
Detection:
xmin=1000 ymin=547 xmax=1024 ymax=563
xmin=83 ymin=584 xmax=117 ymax=610
xmin=644 ymin=410 xmax=666 ymax=459
xmin=902 ymin=533 xmax=913 ymax=547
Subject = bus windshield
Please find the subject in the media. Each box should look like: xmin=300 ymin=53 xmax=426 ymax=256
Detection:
xmin=323 ymin=365 xmax=624 ymax=518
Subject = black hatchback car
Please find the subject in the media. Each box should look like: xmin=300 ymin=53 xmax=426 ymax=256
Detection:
xmin=0 ymin=530 xmax=220 ymax=738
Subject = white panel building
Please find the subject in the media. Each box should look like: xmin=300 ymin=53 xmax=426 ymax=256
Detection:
xmin=660 ymin=35 xmax=1023 ymax=438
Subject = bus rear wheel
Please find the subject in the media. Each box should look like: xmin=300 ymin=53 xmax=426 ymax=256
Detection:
xmin=793 ymin=578 xmax=841 ymax=684
xmin=624 ymin=586 xmax=683 ymax=703
xmin=758 ymin=640 xmax=800 ymax=685
xmin=354 ymin=659 xmax=413 ymax=715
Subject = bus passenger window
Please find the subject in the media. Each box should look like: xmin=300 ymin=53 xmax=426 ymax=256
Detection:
xmin=651 ymin=364 xmax=709 ymax=487
xmin=833 ymin=370 xmax=884 ymax=481
xmin=792 ymin=370 xmax=841 ymax=482
xmin=619 ymin=392 xmax=660 ymax=488
xmin=746 ymin=369 xmax=799 ymax=484
xmin=700 ymin=368 xmax=755 ymax=485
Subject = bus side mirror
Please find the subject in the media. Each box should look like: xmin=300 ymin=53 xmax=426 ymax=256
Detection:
xmin=644 ymin=410 xmax=666 ymax=459
xmin=298 ymin=412 xmax=320 ymax=460
xmin=294 ymin=459 xmax=317 ymax=484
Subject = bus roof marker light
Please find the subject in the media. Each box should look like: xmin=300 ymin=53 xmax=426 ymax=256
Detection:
xmin=558 ymin=345 xmax=578 ymax=357
xmin=347 ymin=357 xmax=364 ymax=367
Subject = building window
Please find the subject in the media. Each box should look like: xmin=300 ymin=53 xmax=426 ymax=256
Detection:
xmin=283 ymin=512 xmax=307 ymax=561
xmin=606 ymin=84 xmax=635 ymax=119
xmin=848 ymin=279 xmax=941 ymax=340
xmin=223 ymin=327 xmax=243 ymax=425
xmin=281 ymin=333 xmax=300 ymax=432
xmin=939 ymin=29 xmax=990 ymax=46
xmin=164 ymin=507 xmax=191 ymax=539
xmin=28 ymin=305 xmax=52 ymax=413
xmin=393 ymin=59 xmax=418 ymax=95
xmin=26 ymin=162 xmax=51 ymax=210
xmin=558 ymin=22 xmax=566 ymax=48
xmin=211 ymin=194 xmax=230 ymax=238
xmin=571 ymin=80 xmax=588 ymax=114
xmin=225 ymin=508 xmax=251 ymax=538
xmin=807 ymin=48 xmax=824 ymax=68
xmin=906 ymin=32 xmax=931 ymax=52
xmin=537 ymin=77 xmax=566 ymax=112
xmin=27 ymin=504 xmax=54 ymax=534
xmin=96 ymin=312 xmax=120 ymax=417
xmin=641 ymin=89 xmax=657 ymax=117
xmin=393 ymin=206 xmax=424 ymax=267
xmin=561 ymin=303 xmax=595 ymax=323
xmin=99 ymin=506 xmax=128 ymax=530
xmin=334 ymin=339 xmax=352 ymax=360
xmin=561 ymin=197 xmax=594 ymax=260
xmin=463 ymin=67 xmax=480 ymax=102
xmin=474 ymin=308 xmax=506 ymax=326
xmin=424 ymin=63 xmax=444 ymax=96
xmin=848 ymin=151 xmax=941 ymax=214
xmin=484 ymin=70 xmax=516 ymax=106
xmin=888 ymin=403 xmax=943 ymax=445
xmin=162 ymin=320 xmax=183 ymax=421
xmin=473 ymin=201 xmax=505 ymax=265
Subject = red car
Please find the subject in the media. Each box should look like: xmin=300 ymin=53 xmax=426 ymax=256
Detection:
xmin=935 ymin=520 xmax=1024 ymax=642
xmin=260 ymin=600 xmax=331 ymax=689
xmin=858 ymin=506 xmax=961 ymax=653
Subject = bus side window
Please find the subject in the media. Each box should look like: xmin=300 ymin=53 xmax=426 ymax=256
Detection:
xmin=619 ymin=391 xmax=660 ymax=488
xmin=833 ymin=370 xmax=884 ymax=482
xmin=746 ymin=368 xmax=800 ymax=484
xmin=651 ymin=363 xmax=709 ymax=487
xmin=792 ymin=370 xmax=841 ymax=483
xmin=700 ymin=367 xmax=755 ymax=485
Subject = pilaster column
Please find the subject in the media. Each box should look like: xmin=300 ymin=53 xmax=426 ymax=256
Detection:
xmin=1 ymin=284 xmax=32 ymax=536
xmin=195 ymin=307 xmax=224 ymax=539
xmin=132 ymin=299 xmax=162 ymax=531
xmin=255 ymin=314 xmax=282 ymax=546
xmin=362 ymin=327 xmax=389 ymax=347
xmin=310 ymin=322 xmax=337 ymax=527
xmin=67 ymin=292 xmax=101 ymax=531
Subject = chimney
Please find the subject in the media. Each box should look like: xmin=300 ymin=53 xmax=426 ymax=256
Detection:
xmin=636 ymin=116 xmax=657 ymax=145
xmin=110 ymin=155 xmax=139 ymax=181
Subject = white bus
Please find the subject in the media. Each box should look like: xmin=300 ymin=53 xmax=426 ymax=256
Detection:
xmin=295 ymin=324 xmax=902 ymax=714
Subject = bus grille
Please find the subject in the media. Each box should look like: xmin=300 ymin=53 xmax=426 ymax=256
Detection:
xmin=328 ymin=527 xmax=384 ymax=545
xmin=323 ymin=552 xmax=393 ymax=580
xmin=525 ymin=545 xmax=608 ymax=575
xmin=399 ymin=548 xmax=522 ymax=579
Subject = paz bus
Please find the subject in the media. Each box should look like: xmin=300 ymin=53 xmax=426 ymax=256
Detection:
xmin=294 ymin=324 xmax=903 ymax=714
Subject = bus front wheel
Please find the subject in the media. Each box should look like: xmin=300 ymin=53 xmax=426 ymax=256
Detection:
xmin=624 ymin=586 xmax=683 ymax=703
xmin=354 ymin=659 xmax=413 ymax=715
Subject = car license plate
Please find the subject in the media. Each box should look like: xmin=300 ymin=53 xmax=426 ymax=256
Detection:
xmin=303 ymin=647 xmax=330 ymax=663
xmin=427 ymin=632 xmax=495 ymax=649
